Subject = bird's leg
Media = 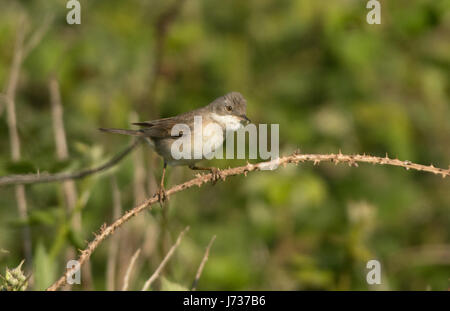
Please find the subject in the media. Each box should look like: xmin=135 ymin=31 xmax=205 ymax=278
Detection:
xmin=189 ymin=165 xmax=223 ymax=184
xmin=158 ymin=162 xmax=168 ymax=204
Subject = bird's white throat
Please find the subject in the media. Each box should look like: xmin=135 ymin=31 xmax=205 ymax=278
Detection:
xmin=210 ymin=113 xmax=243 ymax=132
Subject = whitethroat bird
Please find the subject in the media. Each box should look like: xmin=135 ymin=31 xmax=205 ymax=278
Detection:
xmin=100 ymin=92 xmax=250 ymax=203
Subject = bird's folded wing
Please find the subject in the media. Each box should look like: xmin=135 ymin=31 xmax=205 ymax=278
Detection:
xmin=132 ymin=117 xmax=186 ymax=138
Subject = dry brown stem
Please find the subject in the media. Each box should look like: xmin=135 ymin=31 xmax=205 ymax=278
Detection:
xmin=191 ymin=235 xmax=216 ymax=291
xmin=47 ymin=151 xmax=449 ymax=291
xmin=141 ymin=226 xmax=189 ymax=291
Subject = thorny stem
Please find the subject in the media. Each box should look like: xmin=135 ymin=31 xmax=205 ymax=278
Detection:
xmin=47 ymin=151 xmax=449 ymax=291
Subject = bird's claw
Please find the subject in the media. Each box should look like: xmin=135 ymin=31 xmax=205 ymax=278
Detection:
xmin=157 ymin=186 xmax=168 ymax=204
xmin=210 ymin=168 xmax=223 ymax=185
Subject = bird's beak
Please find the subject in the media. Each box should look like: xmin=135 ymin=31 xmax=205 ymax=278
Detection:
xmin=239 ymin=114 xmax=251 ymax=124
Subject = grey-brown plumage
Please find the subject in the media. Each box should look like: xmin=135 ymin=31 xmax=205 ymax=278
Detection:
xmin=101 ymin=92 xmax=247 ymax=137
xmin=100 ymin=92 xmax=250 ymax=202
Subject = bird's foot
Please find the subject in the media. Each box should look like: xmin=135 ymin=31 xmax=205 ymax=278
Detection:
xmin=189 ymin=165 xmax=223 ymax=185
xmin=210 ymin=167 xmax=223 ymax=185
xmin=157 ymin=186 xmax=168 ymax=205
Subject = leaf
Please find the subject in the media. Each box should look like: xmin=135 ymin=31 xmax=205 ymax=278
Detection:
xmin=67 ymin=228 xmax=85 ymax=250
xmin=8 ymin=208 xmax=61 ymax=227
xmin=3 ymin=160 xmax=36 ymax=174
xmin=33 ymin=241 xmax=57 ymax=290
xmin=160 ymin=277 xmax=189 ymax=291
xmin=47 ymin=159 xmax=73 ymax=173
xmin=28 ymin=209 xmax=60 ymax=226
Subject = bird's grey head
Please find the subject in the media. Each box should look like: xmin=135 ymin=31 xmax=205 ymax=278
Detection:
xmin=209 ymin=92 xmax=250 ymax=124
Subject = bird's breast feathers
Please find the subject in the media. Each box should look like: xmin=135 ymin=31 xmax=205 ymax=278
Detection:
xmin=201 ymin=120 xmax=225 ymax=148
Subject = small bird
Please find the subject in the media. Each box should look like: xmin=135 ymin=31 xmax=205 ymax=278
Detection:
xmin=100 ymin=92 xmax=250 ymax=202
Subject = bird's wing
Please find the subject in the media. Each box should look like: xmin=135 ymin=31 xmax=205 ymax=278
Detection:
xmin=132 ymin=108 xmax=207 ymax=139
xmin=132 ymin=116 xmax=177 ymax=128
xmin=132 ymin=115 xmax=193 ymax=138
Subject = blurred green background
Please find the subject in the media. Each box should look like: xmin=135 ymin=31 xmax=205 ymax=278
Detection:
xmin=0 ymin=0 xmax=449 ymax=290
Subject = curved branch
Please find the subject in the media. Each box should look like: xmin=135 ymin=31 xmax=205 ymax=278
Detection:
xmin=0 ymin=139 xmax=142 ymax=187
xmin=46 ymin=151 xmax=449 ymax=291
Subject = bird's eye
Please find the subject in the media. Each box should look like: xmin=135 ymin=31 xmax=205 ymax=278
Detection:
xmin=226 ymin=105 xmax=233 ymax=111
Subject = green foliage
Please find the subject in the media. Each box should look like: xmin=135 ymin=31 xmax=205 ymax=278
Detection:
xmin=0 ymin=0 xmax=449 ymax=290
xmin=0 ymin=260 xmax=28 ymax=291
xmin=160 ymin=277 xmax=189 ymax=291
xmin=33 ymin=242 xmax=57 ymax=291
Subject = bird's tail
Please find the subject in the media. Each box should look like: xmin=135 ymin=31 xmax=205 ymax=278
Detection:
xmin=99 ymin=128 xmax=144 ymax=136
